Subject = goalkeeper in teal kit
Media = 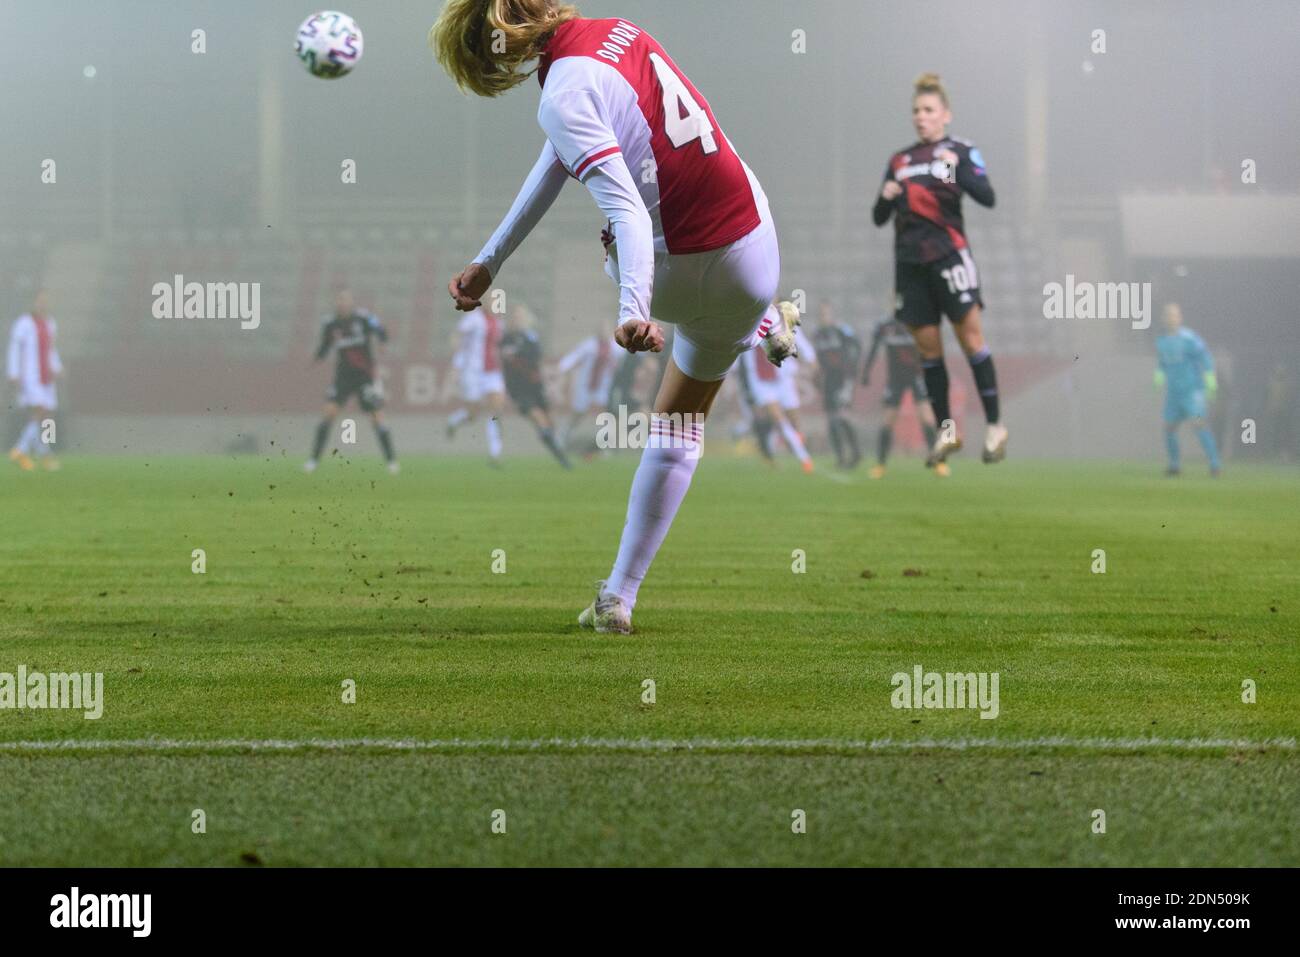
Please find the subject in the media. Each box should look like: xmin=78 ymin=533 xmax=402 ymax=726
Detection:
xmin=1155 ymin=303 xmax=1221 ymax=477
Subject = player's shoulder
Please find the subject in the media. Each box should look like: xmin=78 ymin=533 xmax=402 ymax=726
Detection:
xmin=951 ymin=137 xmax=988 ymax=167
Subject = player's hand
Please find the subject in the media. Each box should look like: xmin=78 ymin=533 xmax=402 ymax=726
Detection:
xmin=615 ymin=320 xmax=664 ymax=354
xmin=881 ymin=180 xmax=903 ymax=202
xmin=936 ymin=148 xmax=960 ymax=170
xmin=448 ymin=263 xmax=491 ymax=312
xmin=1204 ymin=371 xmax=1218 ymax=397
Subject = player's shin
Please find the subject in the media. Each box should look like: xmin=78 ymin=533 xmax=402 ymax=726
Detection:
xmin=968 ymin=348 xmax=1000 ymax=425
xmin=604 ymin=416 xmax=703 ymax=610
xmin=311 ymin=419 xmax=332 ymax=462
xmin=374 ymin=423 xmax=396 ymax=463
xmin=921 ymin=359 xmax=951 ymax=427
xmin=878 ymin=425 xmax=894 ymax=465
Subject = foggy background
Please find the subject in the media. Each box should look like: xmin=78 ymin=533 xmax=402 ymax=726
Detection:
xmin=3 ymin=0 xmax=1298 ymax=462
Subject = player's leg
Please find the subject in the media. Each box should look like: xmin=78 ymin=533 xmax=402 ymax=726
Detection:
xmin=951 ymin=304 xmax=1007 ymax=463
xmin=1164 ymin=421 xmax=1183 ymax=476
xmin=306 ymin=400 xmax=341 ymax=472
xmin=369 ymin=408 xmax=397 ymax=473
xmin=771 ymin=402 xmax=812 ymax=470
xmin=484 ymin=390 xmax=506 ymax=465
xmin=527 ymin=405 xmax=572 ymax=469
xmin=909 ymin=322 xmax=960 ymax=467
xmin=583 ymin=210 xmax=779 ymax=633
xmin=30 ymin=405 xmax=60 ymax=469
xmin=914 ymin=385 xmax=947 ymax=477
xmin=582 ymin=359 xmax=721 ymax=633
xmin=1184 ymin=390 xmax=1221 ymax=476
xmin=872 ymin=404 xmax=901 ymax=478
xmin=9 ymin=407 xmax=41 ymax=470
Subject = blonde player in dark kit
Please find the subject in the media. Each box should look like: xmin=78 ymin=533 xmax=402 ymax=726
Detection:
xmin=874 ymin=73 xmax=1007 ymax=467
xmin=432 ymin=0 xmax=800 ymax=633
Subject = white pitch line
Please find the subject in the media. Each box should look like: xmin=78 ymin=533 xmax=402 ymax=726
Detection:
xmin=0 ymin=736 xmax=1293 ymax=754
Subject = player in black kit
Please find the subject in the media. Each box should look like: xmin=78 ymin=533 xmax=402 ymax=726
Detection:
xmin=500 ymin=305 xmax=571 ymax=469
xmin=863 ymin=316 xmax=943 ymax=478
xmin=305 ymin=287 xmax=398 ymax=473
xmin=874 ymin=72 xmax=1006 ymax=467
xmin=810 ymin=302 xmax=862 ymax=469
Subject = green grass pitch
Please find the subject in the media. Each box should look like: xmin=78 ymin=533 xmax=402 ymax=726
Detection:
xmin=0 ymin=452 xmax=1295 ymax=866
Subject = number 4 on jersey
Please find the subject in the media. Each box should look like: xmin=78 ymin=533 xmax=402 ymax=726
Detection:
xmin=649 ymin=52 xmax=718 ymax=154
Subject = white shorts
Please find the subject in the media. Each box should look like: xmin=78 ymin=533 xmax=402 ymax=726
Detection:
xmin=570 ymin=385 xmax=607 ymax=414
xmin=778 ymin=372 xmax=800 ymax=411
xmin=607 ymin=175 xmax=780 ymax=382
xmin=18 ymin=380 xmax=57 ymax=411
xmin=750 ymin=378 xmax=783 ymax=408
xmin=459 ymin=370 xmax=504 ymax=404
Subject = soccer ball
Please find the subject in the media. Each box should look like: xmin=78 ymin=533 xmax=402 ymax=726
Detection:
xmin=295 ymin=11 xmax=364 ymax=79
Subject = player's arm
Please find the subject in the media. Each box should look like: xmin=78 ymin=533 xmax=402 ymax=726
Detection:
xmin=450 ymin=142 xmax=570 ymax=310
xmin=313 ymin=320 xmax=332 ymax=362
xmin=953 ymin=144 xmax=995 ymax=208
xmin=873 ymin=160 xmax=901 ymax=226
xmin=368 ymin=314 xmax=389 ymax=344
xmin=1192 ymin=333 xmax=1218 ymax=394
xmin=538 ymin=89 xmax=659 ymax=353
xmin=556 ymin=339 xmax=591 ymax=376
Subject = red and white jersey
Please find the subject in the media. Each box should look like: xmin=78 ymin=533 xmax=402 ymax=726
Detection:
xmin=453 ymin=309 xmax=502 ymax=377
xmin=472 ymin=18 xmax=770 ymax=330
xmin=6 ymin=313 xmax=62 ymax=387
xmin=537 ymin=18 xmax=760 ymax=255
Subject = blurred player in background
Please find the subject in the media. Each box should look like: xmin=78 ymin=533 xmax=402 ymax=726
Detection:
xmin=1155 ymin=303 xmax=1221 ymax=477
xmin=434 ymin=2 xmax=796 ymax=633
xmin=500 ymin=303 xmax=572 ymax=469
xmin=305 ymin=288 xmax=398 ymax=474
xmin=739 ymin=339 xmax=813 ymax=473
xmin=446 ymin=305 xmax=507 ymax=467
xmin=811 ymin=301 xmax=862 ymax=469
xmin=862 ymin=314 xmax=944 ymax=478
xmin=6 ymin=289 xmax=62 ymax=471
xmin=557 ymin=319 xmax=617 ymax=452
xmin=874 ymin=72 xmax=1005 ymax=467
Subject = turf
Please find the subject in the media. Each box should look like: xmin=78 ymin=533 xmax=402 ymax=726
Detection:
xmin=0 ymin=453 xmax=1296 ymax=866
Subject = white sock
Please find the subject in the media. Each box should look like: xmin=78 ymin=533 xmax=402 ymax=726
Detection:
xmin=486 ymin=418 xmax=502 ymax=458
xmin=778 ymin=418 xmax=810 ymax=464
xmin=605 ymin=416 xmax=703 ymax=609
xmin=15 ymin=421 xmax=39 ymax=454
xmin=448 ymin=408 xmax=470 ymax=429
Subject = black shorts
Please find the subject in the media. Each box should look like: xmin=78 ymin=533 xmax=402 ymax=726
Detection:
xmin=508 ymin=382 xmax=548 ymax=416
xmin=327 ymin=373 xmax=383 ymax=412
xmin=882 ymin=368 xmax=928 ymax=409
xmin=895 ymin=249 xmax=983 ymax=329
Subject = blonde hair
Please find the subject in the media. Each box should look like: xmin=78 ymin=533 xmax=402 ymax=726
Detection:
xmin=913 ymin=71 xmax=949 ymax=109
xmin=430 ymin=0 xmax=580 ymax=97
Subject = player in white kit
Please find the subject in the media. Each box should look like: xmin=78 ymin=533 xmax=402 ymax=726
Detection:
xmin=7 ymin=290 xmax=63 ymax=472
xmin=557 ymin=321 xmax=617 ymax=447
xmin=446 ymin=307 xmax=508 ymax=466
xmin=432 ymin=1 xmax=799 ymax=633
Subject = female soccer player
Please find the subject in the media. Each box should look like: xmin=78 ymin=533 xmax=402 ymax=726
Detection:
xmin=873 ymin=73 xmax=1007 ymax=466
xmin=432 ymin=0 xmax=795 ymax=633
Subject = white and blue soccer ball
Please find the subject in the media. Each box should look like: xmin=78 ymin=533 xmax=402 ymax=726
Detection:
xmin=295 ymin=11 xmax=364 ymax=79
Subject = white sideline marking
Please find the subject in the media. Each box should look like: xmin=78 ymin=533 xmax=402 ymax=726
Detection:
xmin=0 ymin=736 xmax=1293 ymax=754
